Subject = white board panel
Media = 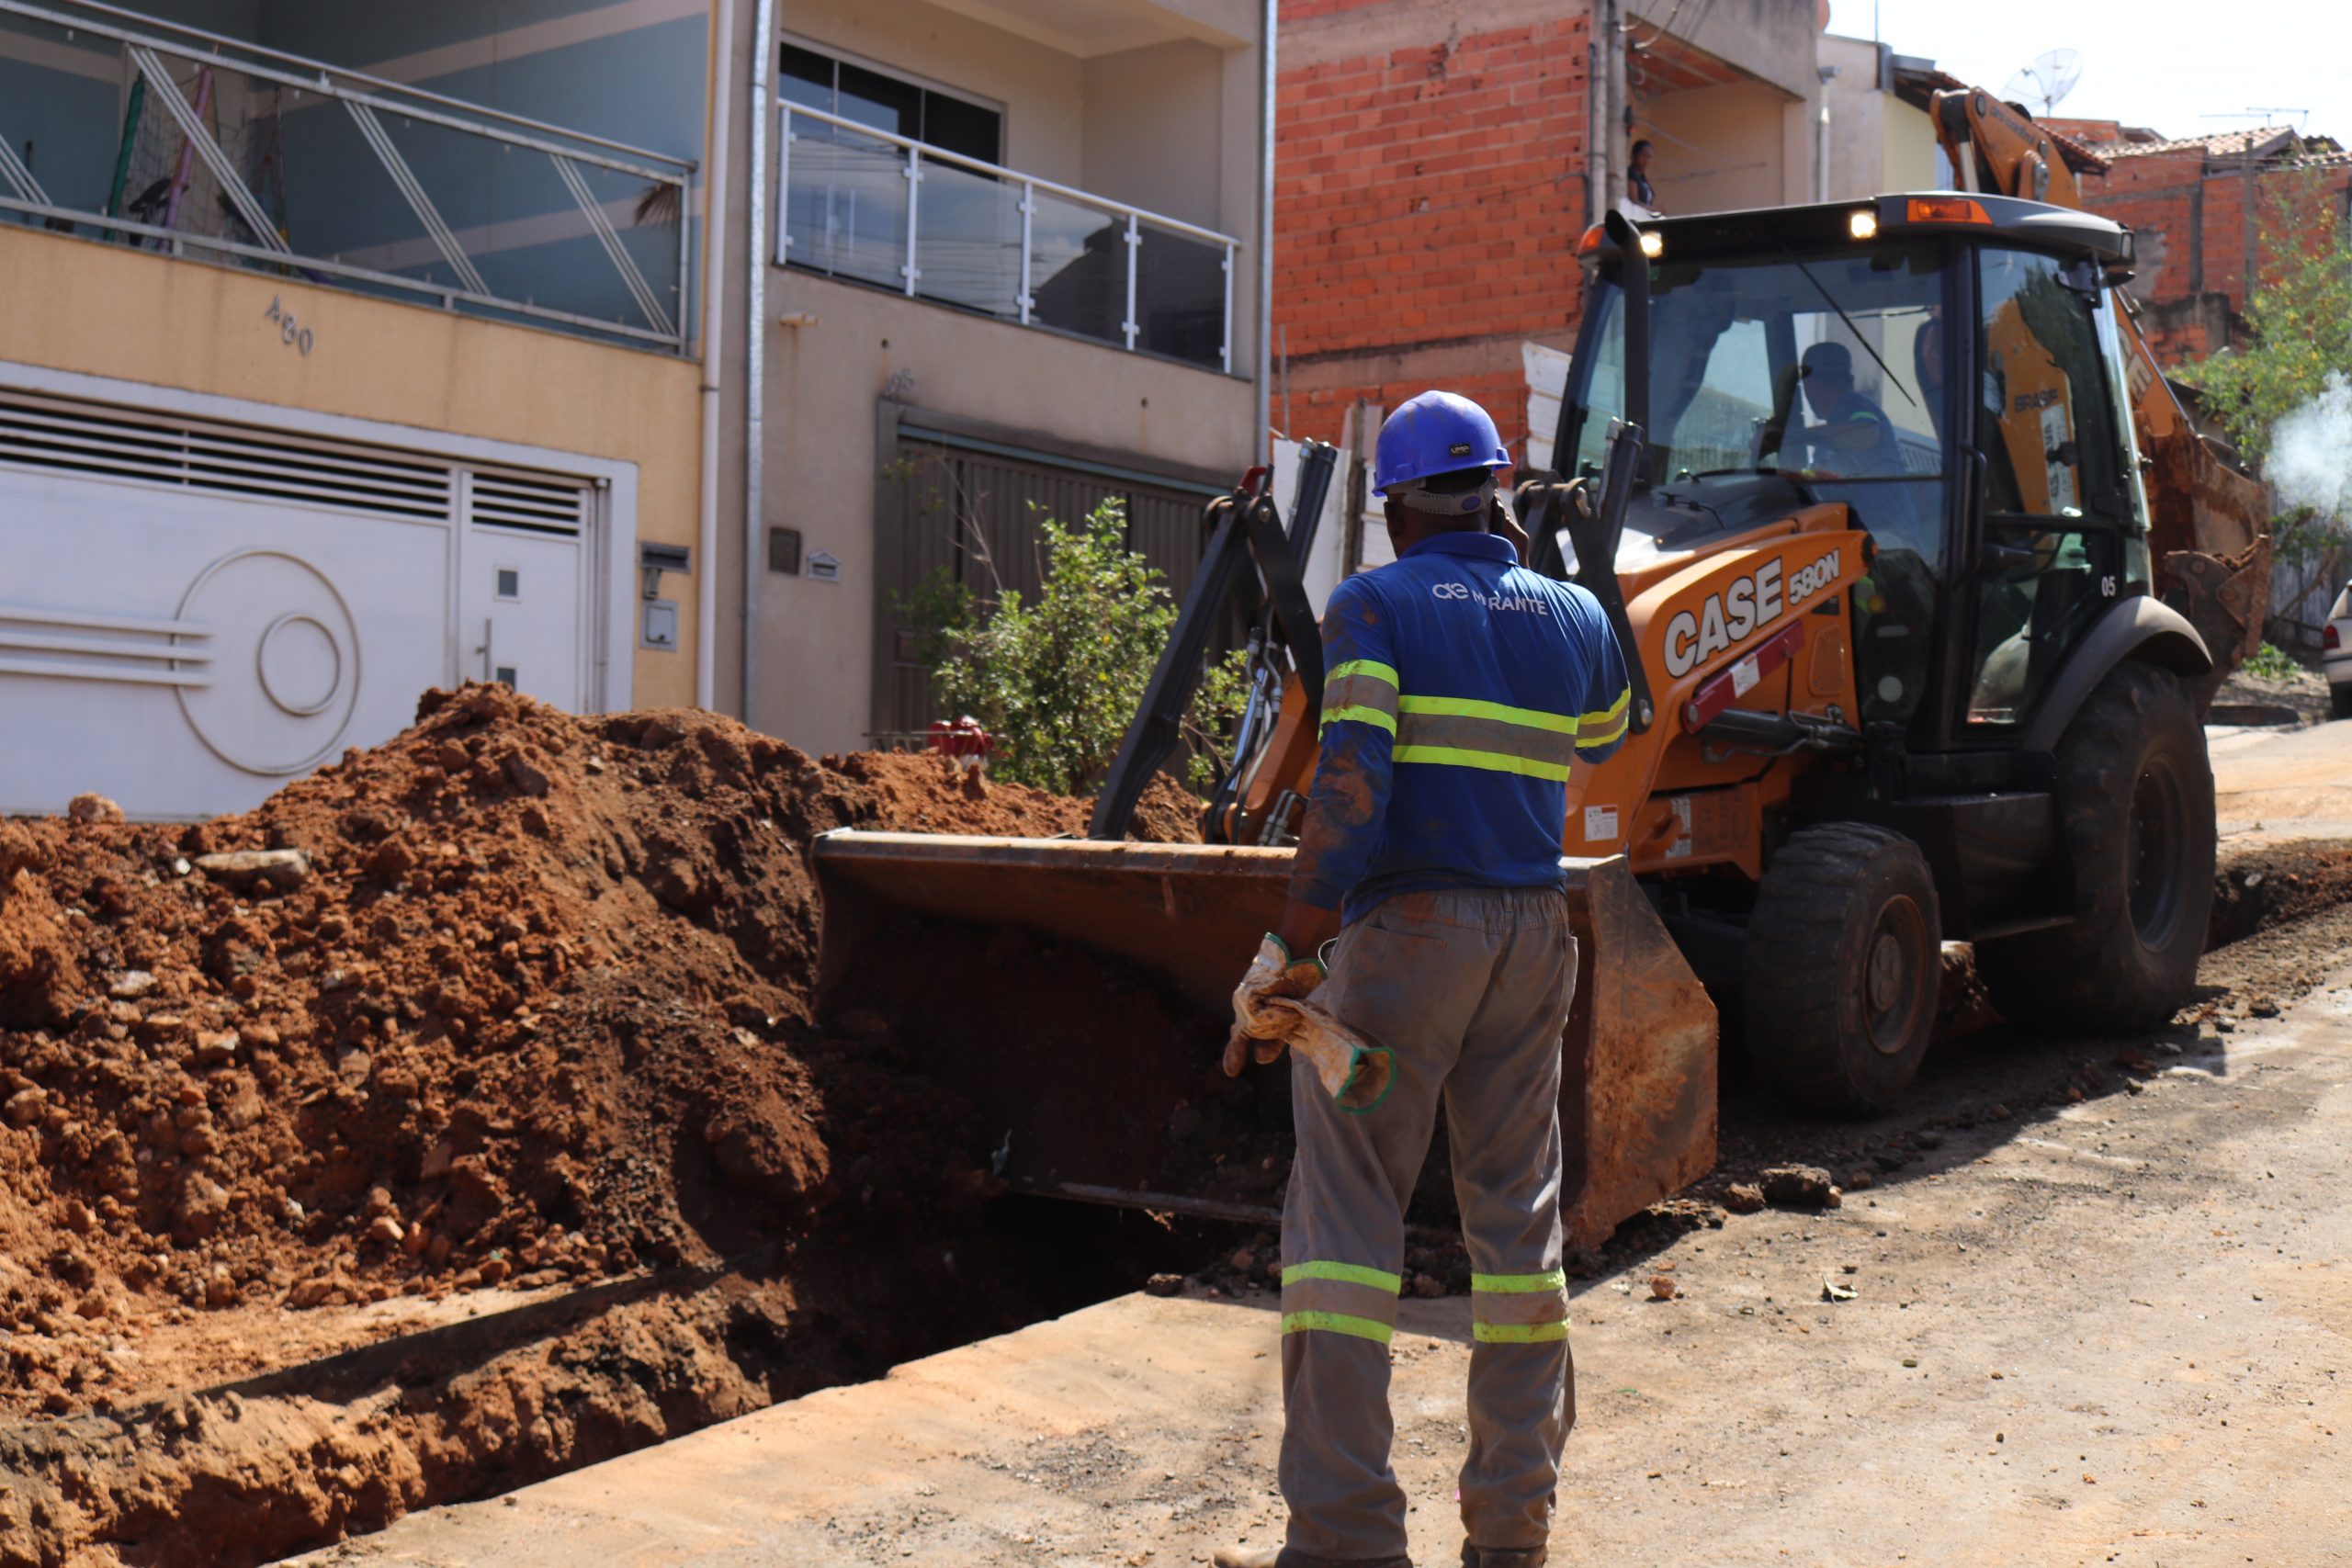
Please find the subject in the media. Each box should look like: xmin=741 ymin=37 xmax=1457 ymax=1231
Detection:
xmin=1523 ymin=340 xmax=1572 ymax=473
xmin=0 ymin=469 xmax=455 ymax=818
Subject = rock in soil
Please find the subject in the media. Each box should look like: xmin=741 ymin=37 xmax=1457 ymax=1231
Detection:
xmin=1759 ymin=1166 xmax=1842 ymax=1210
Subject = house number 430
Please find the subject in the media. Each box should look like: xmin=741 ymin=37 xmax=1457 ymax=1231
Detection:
xmin=264 ymin=297 xmax=314 ymax=355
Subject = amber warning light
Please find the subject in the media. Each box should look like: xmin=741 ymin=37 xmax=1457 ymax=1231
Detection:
xmin=1905 ymin=196 xmax=1992 ymax=226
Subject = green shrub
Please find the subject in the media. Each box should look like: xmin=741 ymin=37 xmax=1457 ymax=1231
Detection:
xmin=2242 ymin=641 xmax=2302 ymax=681
xmin=906 ymin=499 xmax=1250 ymax=796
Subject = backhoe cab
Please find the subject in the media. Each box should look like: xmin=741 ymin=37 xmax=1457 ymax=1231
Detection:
xmin=1516 ymin=195 xmax=2216 ymax=1109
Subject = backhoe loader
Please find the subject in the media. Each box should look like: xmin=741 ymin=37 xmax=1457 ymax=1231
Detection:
xmin=814 ymin=107 xmax=2267 ymax=1244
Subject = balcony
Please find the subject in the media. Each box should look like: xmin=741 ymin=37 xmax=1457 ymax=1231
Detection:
xmin=779 ymin=102 xmax=1238 ymax=374
xmin=0 ymin=0 xmax=696 ymax=353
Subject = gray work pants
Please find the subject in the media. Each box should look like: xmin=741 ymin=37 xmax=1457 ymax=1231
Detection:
xmin=1277 ymin=885 xmax=1577 ymax=1561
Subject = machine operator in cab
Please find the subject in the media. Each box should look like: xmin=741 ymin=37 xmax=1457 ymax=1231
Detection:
xmin=1218 ymin=391 xmax=1633 ymax=1568
xmin=1793 ymin=339 xmax=1905 ymax=478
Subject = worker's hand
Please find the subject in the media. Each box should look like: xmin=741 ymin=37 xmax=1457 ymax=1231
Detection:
xmin=1223 ymin=933 xmax=1326 ymax=1077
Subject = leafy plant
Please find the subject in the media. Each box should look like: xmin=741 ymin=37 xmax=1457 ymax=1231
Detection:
xmin=2242 ymin=641 xmax=2304 ymax=681
xmin=891 ymin=568 xmax=976 ymax=674
xmin=910 ymin=499 xmax=1250 ymax=797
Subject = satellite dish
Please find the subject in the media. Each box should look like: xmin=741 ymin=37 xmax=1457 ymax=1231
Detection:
xmin=2001 ymin=48 xmax=2083 ymax=117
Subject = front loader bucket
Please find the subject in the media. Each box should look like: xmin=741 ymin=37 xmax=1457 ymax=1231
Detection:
xmin=811 ymin=831 xmax=1715 ymax=1246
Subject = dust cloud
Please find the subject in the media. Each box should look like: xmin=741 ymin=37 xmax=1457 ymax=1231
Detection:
xmin=2268 ymin=370 xmax=2352 ymax=518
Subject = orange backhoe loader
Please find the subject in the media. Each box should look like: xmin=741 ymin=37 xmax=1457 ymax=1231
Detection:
xmin=812 ymin=101 xmax=2267 ymax=1246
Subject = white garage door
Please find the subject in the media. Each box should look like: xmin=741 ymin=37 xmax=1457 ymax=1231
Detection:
xmin=0 ymin=390 xmax=603 ymax=819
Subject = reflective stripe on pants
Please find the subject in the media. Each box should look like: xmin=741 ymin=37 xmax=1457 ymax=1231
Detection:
xmin=1279 ymin=886 xmax=1577 ymax=1559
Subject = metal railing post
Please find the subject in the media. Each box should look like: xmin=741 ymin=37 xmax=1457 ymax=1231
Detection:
xmin=676 ymin=165 xmax=692 ymax=351
xmin=776 ymin=107 xmax=794 ymax=264
xmin=902 ymin=143 xmax=922 ymax=298
xmin=1221 ymin=243 xmax=1235 ymax=375
xmin=1123 ymin=212 xmax=1140 ymax=351
xmin=1018 ymin=178 xmax=1035 ymax=325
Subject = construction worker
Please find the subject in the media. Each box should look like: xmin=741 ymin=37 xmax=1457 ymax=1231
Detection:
xmin=1217 ymin=390 xmax=1632 ymax=1568
xmin=1795 ymin=340 xmax=1905 ymax=479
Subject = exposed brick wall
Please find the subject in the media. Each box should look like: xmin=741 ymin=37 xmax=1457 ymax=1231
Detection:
xmin=1274 ymin=3 xmax=1593 ymax=460
xmin=2075 ymin=151 xmax=2352 ymax=370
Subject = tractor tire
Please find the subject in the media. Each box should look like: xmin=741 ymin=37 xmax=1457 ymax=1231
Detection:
xmin=1978 ymin=661 xmax=2215 ymax=1034
xmin=1744 ymin=824 xmax=1942 ymax=1114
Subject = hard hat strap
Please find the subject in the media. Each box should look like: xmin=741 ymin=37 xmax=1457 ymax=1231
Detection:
xmin=1392 ymin=475 xmax=1498 ymax=516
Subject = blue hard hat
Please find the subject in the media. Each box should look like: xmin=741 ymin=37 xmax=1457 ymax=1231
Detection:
xmin=1372 ymin=390 xmax=1510 ymax=495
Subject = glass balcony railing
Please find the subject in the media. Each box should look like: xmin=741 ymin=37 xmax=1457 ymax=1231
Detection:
xmin=0 ymin=0 xmax=696 ymax=353
xmin=779 ymin=102 xmax=1238 ymax=374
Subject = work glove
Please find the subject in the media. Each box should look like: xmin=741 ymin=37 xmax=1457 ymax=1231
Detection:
xmin=1227 ymin=933 xmax=1325 ymax=1046
xmin=1223 ymin=935 xmax=1394 ymax=1112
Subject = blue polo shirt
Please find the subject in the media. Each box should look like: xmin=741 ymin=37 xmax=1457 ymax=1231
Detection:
xmin=1292 ymin=531 xmax=1632 ymax=924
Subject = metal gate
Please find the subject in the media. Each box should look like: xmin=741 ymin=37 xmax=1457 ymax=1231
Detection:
xmin=875 ymin=434 xmax=1216 ymax=743
xmin=0 ymin=388 xmax=602 ymax=818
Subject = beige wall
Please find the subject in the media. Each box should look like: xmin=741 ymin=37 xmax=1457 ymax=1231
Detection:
xmin=785 ymin=0 xmax=1252 ymax=232
xmin=783 ymin=0 xmax=1086 ymax=183
xmin=1082 ymin=39 xmax=1226 ymax=230
xmin=1642 ymin=79 xmax=1804 ymax=215
xmin=1673 ymin=0 xmax=1825 ymax=104
xmin=758 ymin=265 xmax=1256 ymax=752
xmin=0 ymin=224 xmax=705 ymax=709
xmin=1819 ymin=35 xmax=1940 ymax=201
xmin=1883 ymin=98 xmax=1939 ymax=192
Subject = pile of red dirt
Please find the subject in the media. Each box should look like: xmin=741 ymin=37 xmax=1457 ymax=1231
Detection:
xmin=0 ymin=687 xmax=1203 ymax=1434
xmin=823 ymin=749 xmax=1204 ymax=842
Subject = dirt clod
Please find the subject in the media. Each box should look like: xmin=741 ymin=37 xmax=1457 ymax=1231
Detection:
xmin=65 ymin=794 xmax=123 ymax=826
xmin=1758 ymin=1166 xmax=1841 ymax=1210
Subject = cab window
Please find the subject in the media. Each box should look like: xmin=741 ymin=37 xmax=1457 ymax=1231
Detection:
xmin=1964 ymin=248 xmax=2131 ymax=727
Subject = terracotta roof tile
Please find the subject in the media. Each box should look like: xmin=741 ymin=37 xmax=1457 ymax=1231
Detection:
xmin=2105 ymin=126 xmax=2299 ymax=160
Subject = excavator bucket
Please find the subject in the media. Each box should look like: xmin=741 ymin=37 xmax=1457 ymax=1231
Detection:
xmin=811 ymin=832 xmax=1716 ymax=1247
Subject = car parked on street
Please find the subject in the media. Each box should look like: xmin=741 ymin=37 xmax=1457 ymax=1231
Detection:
xmin=2326 ymin=581 xmax=2352 ymax=719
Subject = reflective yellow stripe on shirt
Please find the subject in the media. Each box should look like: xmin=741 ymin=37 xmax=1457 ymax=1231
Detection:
xmin=1320 ymin=660 xmax=1400 ymax=736
xmin=1578 ymin=688 xmax=1630 ymax=728
xmin=1390 ymin=744 xmax=1576 ymax=781
xmin=1575 ymin=685 xmax=1632 ymax=754
xmin=1396 ymin=695 xmax=1578 ymax=733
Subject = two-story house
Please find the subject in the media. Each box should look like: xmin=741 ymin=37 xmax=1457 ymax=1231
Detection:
xmin=730 ymin=0 xmax=1273 ymax=750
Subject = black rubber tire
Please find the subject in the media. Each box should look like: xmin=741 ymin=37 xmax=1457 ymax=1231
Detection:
xmin=1978 ymin=661 xmax=2216 ymax=1034
xmin=2332 ymin=683 xmax=2352 ymax=721
xmin=1743 ymin=824 xmax=1942 ymax=1114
